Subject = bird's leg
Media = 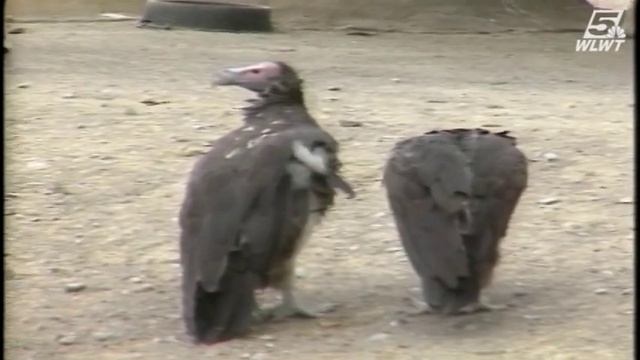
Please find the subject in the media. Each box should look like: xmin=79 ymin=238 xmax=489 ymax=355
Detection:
xmin=251 ymin=297 xmax=271 ymax=324
xmin=270 ymin=270 xmax=316 ymax=320
xmin=260 ymin=261 xmax=316 ymax=320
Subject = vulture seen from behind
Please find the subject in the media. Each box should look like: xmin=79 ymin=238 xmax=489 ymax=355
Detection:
xmin=383 ymin=128 xmax=528 ymax=315
xmin=179 ymin=61 xmax=355 ymax=344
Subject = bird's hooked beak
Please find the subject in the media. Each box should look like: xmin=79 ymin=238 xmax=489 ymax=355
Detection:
xmin=213 ymin=67 xmax=243 ymax=87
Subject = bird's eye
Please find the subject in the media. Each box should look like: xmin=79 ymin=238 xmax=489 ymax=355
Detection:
xmin=250 ymin=69 xmax=261 ymax=74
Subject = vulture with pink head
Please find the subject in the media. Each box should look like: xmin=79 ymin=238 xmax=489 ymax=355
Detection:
xmin=179 ymin=61 xmax=354 ymax=344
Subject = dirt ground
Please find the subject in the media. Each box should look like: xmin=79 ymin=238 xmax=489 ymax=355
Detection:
xmin=4 ymin=21 xmax=634 ymax=360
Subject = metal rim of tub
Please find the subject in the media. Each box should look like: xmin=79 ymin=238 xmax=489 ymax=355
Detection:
xmin=139 ymin=0 xmax=273 ymax=32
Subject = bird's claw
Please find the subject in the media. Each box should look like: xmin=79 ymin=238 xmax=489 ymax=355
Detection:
xmin=453 ymin=302 xmax=507 ymax=315
xmin=268 ymin=304 xmax=317 ymax=320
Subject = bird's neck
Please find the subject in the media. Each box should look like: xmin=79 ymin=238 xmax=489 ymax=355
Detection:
xmin=242 ymin=88 xmax=306 ymax=117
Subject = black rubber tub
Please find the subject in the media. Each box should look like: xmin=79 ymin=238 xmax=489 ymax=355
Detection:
xmin=140 ymin=0 xmax=273 ymax=32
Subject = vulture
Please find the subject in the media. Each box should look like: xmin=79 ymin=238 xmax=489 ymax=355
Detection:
xmin=383 ymin=128 xmax=528 ymax=315
xmin=179 ymin=61 xmax=355 ymax=344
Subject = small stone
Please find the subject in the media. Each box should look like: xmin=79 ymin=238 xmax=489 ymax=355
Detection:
xmin=543 ymin=152 xmax=559 ymax=162
xmin=594 ymin=288 xmax=609 ymax=295
xmin=512 ymin=290 xmax=528 ymax=297
xmin=57 ymin=334 xmax=77 ymax=345
xmin=251 ymin=353 xmax=268 ymax=360
xmin=26 ymin=160 xmax=49 ymax=170
xmin=617 ymin=197 xmax=633 ymax=204
xmin=368 ymin=333 xmax=390 ymax=341
xmin=348 ymin=245 xmax=360 ymax=251
xmin=129 ymin=277 xmax=143 ymax=283
xmin=93 ymin=331 xmax=115 ymax=342
xmin=339 ymin=120 xmax=363 ymax=128
xmin=100 ymin=13 xmax=135 ymax=20
xmin=265 ymin=342 xmax=275 ymax=348
xmin=622 ymin=288 xmax=633 ymax=295
xmin=65 ymin=283 xmax=86 ymax=293
xmin=328 ymin=86 xmax=342 ymax=91
xmin=487 ymin=104 xmax=505 ymax=109
xmin=537 ymin=197 xmax=560 ymax=205
xmin=178 ymin=146 xmax=206 ymax=157
xmin=258 ymin=335 xmax=275 ymax=341
xmin=391 ymin=78 xmax=401 ymax=83
xmin=8 ymin=27 xmax=26 ymax=34
xmin=462 ymin=323 xmax=479 ymax=331
xmin=523 ymin=314 xmax=541 ymax=320
xmin=17 ymin=82 xmax=31 ymax=89
xmin=124 ymin=107 xmax=138 ymax=116
xmin=136 ymin=284 xmax=155 ymax=292
xmin=241 ymin=353 xmax=252 ymax=359
xmin=62 ymin=93 xmax=77 ymax=99
xmin=140 ymin=99 xmax=170 ymax=106
xmin=96 ymin=89 xmax=118 ymax=100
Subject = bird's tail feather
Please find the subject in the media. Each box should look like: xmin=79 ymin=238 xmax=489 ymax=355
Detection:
xmin=189 ymin=252 xmax=257 ymax=344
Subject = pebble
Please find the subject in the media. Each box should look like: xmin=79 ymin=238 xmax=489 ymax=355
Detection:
xmin=135 ymin=284 xmax=155 ymax=292
xmin=543 ymin=152 xmax=559 ymax=161
xmin=124 ymin=107 xmax=138 ymax=116
xmin=62 ymin=93 xmax=77 ymax=99
xmin=622 ymin=288 xmax=633 ymax=295
xmin=8 ymin=27 xmax=26 ymax=34
xmin=251 ymin=353 xmax=268 ymax=360
xmin=523 ymin=314 xmax=541 ymax=320
xmin=617 ymin=197 xmax=633 ymax=204
xmin=339 ymin=120 xmax=363 ymax=127
xmin=594 ymin=288 xmax=609 ymax=295
xmin=17 ymin=82 xmax=31 ymax=89
xmin=95 ymin=89 xmax=118 ymax=100
xmin=65 ymin=283 xmax=87 ymax=293
xmin=368 ymin=333 xmax=390 ymax=341
xmin=26 ymin=160 xmax=48 ymax=170
xmin=391 ymin=78 xmax=401 ymax=83
xmin=57 ymin=334 xmax=77 ymax=345
xmin=462 ymin=323 xmax=479 ymax=331
xmin=129 ymin=277 xmax=143 ymax=283
xmin=178 ymin=146 xmax=206 ymax=157
xmin=537 ymin=197 xmax=560 ymax=205
xmin=328 ymin=86 xmax=342 ymax=91
xmin=93 ymin=331 xmax=115 ymax=342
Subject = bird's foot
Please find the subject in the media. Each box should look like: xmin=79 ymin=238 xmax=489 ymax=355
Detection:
xmin=267 ymin=303 xmax=317 ymax=321
xmin=454 ymin=302 xmax=507 ymax=315
xmin=407 ymin=304 xmax=440 ymax=316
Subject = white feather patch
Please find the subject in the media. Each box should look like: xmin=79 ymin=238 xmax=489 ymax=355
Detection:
xmin=291 ymin=140 xmax=328 ymax=174
xmin=286 ymin=162 xmax=312 ymax=189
